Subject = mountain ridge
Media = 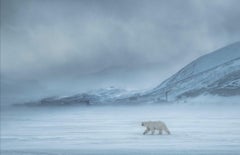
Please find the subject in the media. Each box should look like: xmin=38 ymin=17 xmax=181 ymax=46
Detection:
xmin=153 ymin=57 xmax=240 ymax=92
xmin=155 ymin=41 xmax=240 ymax=90
xmin=143 ymin=42 xmax=240 ymax=101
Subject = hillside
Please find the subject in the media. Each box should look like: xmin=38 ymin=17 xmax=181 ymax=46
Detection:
xmin=141 ymin=42 xmax=240 ymax=102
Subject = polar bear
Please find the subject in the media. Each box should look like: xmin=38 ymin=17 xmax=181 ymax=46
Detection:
xmin=141 ymin=121 xmax=171 ymax=135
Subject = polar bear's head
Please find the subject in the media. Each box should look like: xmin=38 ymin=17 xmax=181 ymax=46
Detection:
xmin=141 ymin=121 xmax=148 ymax=127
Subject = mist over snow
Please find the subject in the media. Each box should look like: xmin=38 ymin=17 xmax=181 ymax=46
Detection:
xmin=1 ymin=0 xmax=240 ymax=105
xmin=2 ymin=102 xmax=240 ymax=155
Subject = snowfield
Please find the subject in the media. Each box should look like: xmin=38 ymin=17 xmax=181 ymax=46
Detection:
xmin=1 ymin=98 xmax=240 ymax=155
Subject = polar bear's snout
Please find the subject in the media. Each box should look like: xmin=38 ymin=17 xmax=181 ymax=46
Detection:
xmin=141 ymin=122 xmax=147 ymax=127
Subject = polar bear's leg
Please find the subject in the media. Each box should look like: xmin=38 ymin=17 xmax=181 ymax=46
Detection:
xmin=151 ymin=129 xmax=155 ymax=135
xmin=159 ymin=129 xmax=162 ymax=135
xmin=143 ymin=128 xmax=150 ymax=135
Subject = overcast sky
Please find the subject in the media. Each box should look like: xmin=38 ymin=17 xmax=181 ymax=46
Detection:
xmin=1 ymin=0 xmax=240 ymax=104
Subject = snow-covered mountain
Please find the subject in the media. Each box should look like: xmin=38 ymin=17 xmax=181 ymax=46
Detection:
xmin=134 ymin=42 xmax=240 ymax=102
xmin=22 ymin=42 xmax=240 ymax=106
xmin=23 ymin=87 xmax=131 ymax=106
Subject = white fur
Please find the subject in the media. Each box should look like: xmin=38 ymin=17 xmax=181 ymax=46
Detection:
xmin=141 ymin=121 xmax=171 ymax=135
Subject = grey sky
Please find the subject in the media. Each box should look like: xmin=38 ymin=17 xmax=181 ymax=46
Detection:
xmin=1 ymin=0 xmax=240 ymax=104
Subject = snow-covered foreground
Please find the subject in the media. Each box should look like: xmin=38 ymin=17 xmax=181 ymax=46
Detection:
xmin=1 ymin=102 xmax=240 ymax=155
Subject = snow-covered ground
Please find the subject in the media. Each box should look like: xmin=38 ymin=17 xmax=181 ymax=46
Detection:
xmin=1 ymin=100 xmax=240 ymax=155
